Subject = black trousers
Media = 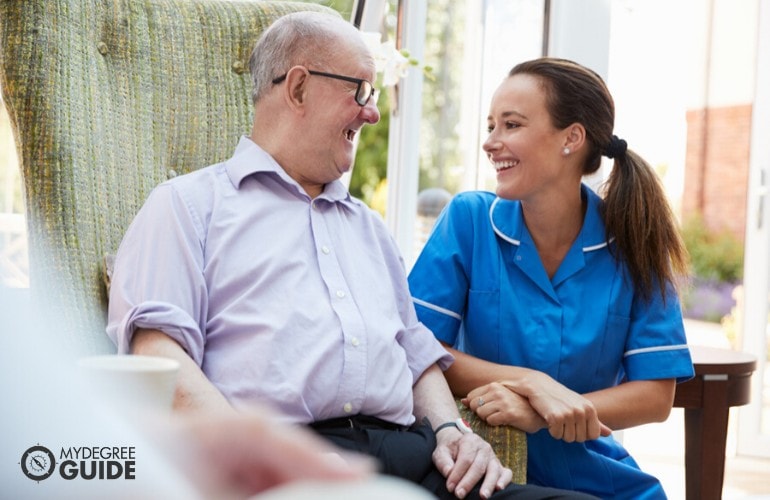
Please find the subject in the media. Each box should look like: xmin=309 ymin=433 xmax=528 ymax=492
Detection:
xmin=309 ymin=416 xmax=597 ymax=500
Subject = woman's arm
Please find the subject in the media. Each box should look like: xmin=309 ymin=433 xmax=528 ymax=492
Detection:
xmin=442 ymin=344 xmax=531 ymax=396
xmin=583 ymin=378 xmax=676 ymax=430
xmin=445 ymin=346 xmax=605 ymax=440
xmin=447 ymin=344 xmax=673 ymax=441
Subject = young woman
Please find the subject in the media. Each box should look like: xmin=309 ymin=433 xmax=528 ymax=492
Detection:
xmin=408 ymin=57 xmax=693 ymax=499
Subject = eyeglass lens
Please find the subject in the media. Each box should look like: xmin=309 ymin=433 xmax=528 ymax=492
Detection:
xmin=356 ymin=80 xmax=374 ymax=106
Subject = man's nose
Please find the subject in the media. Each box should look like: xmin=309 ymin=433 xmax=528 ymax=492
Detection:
xmin=360 ymin=98 xmax=380 ymax=124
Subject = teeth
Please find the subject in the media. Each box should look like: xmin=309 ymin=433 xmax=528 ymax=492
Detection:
xmin=493 ymin=160 xmax=518 ymax=171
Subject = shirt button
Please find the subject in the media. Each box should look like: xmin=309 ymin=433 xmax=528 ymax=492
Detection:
xmin=351 ymin=337 xmax=360 ymax=347
xmin=336 ymin=290 xmax=346 ymax=298
xmin=343 ymin=403 xmax=353 ymax=413
xmin=322 ymin=245 xmax=330 ymax=254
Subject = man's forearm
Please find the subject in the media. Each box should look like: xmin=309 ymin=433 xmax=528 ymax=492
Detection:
xmin=131 ymin=329 xmax=234 ymax=414
xmin=412 ymin=363 xmax=462 ymax=428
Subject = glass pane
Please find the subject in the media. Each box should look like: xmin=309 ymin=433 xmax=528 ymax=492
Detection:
xmin=758 ymin=298 xmax=770 ymax=438
xmin=419 ymin=0 xmax=545 ymax=196
xmin=0 ymin=93 xmax=27 ymax=288
xmin=296 ymin=0 xmax=355 ymax=19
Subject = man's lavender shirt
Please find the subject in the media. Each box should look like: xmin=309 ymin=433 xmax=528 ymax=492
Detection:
xmin=107 ymin=137 xmax=452 ymax=426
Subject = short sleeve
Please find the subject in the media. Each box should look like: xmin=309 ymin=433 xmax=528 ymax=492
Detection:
xmin=623 ymin=279 xmax=694 ymax=383
xmin=408 ymin=194 xmax=479 ymax=347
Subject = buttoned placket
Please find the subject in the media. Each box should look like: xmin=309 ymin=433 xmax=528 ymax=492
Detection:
xmin=309 ymin=199 xmax=367 ymax=415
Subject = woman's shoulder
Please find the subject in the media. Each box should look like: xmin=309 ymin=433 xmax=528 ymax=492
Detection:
xmin=448 ymin=190 xmax=498 ymax=212
xmin=440 ymin=191 xmax=516 ymax=234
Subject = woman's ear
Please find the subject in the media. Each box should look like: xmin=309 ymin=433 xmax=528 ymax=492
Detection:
xmin=564 ymin=122 xmax=587 ymax=153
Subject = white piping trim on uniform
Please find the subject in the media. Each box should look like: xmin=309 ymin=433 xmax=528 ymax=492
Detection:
xmin=490 ymin=198 xmax=521 ymax=245
xmin=490 ymin=197 xmax=612 ymax=252
xmin=413 ymin=297 xmax=462 ymax=321
xmin=623 ymin=344 xmax=689 ymax=358
xmin=583 ymin=239 xmax=610 ymax=252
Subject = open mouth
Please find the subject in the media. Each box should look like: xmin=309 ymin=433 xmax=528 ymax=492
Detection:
xmin=345 ymin=129 xmax=357 ymax=141
xmin=493 ymin=160 xmax=519 ymax=171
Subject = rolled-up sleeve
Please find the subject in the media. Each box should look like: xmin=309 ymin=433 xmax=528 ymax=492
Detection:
xmin=106 ymin=182 xmax=209 ymax=364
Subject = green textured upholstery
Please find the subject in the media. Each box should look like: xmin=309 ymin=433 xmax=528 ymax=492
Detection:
xmin=459 ymin=402 xmax=527 ymax=484
xmin=0 ymin=0 xmax=526 ymax=482
xmin=0 ymin=0 xmax=333 ymax=353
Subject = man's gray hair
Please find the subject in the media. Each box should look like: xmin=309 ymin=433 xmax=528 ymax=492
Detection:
xmin=249 ymin=11 xmax=347 ymax=104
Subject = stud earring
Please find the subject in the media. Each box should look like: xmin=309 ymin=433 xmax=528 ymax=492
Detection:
xmin=563 ymin=147 xmax=570 ymax=155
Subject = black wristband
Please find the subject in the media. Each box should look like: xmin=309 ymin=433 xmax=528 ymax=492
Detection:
xmin=435 ymin=421 xmax=460 ymax=434
xmin=435 ymin=418 xmax=473 ymax=435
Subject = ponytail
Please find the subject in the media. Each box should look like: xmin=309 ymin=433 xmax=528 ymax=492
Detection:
xmin=601 ymin=147 xmax=689 ymax=302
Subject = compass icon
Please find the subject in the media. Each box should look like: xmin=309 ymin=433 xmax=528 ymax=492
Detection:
xmin=20 ymin=445 xmax=56 ymax=481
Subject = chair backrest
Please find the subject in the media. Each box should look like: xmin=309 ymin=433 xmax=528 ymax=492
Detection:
xmin=0 ymin=0 xmax=334 ymax=353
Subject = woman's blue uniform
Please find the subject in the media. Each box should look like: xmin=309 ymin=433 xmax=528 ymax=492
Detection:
xmin=408 ymin=185 xmax=694 ymax=499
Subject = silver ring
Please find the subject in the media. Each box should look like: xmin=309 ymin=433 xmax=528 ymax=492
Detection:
xmin=478 ymin=397 xmax=485 ymax=407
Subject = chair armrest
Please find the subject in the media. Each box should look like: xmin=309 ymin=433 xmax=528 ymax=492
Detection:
xmin=457 ymin=399 xmax=527 ymax=484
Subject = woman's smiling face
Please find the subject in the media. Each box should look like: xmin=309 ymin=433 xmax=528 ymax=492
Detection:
xmin=483 ymin=73 xmax=572 ymax=201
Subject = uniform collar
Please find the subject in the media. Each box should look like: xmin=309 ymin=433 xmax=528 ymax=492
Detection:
xmin=225 ymin=136 xmax=356 ymax=206
xmin=489 ymin=183 xmax=609 ymax=253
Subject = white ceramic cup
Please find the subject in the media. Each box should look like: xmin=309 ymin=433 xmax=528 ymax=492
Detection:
xmin=77 ymin=354 xmax=180 ymax=417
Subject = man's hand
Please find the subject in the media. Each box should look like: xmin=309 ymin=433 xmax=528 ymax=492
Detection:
xmin=431 ymin=427 xmax=513 ymax=500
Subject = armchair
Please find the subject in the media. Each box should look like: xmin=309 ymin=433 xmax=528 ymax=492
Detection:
xmin=0 ymin=0 xmax=332 ymax=352
xmin=0 ymin=0 xmax=525 ymax=483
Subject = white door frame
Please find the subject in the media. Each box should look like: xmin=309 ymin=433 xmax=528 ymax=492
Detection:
xmin=738 ymin=0 xmax=770 ymax=459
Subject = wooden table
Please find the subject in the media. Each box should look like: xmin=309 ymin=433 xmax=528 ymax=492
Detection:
xmin=673 ymin=345 xmax=757 ymax=500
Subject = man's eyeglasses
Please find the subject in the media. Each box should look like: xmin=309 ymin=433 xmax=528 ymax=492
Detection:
xmin=272 ymin=70 xmax=376 ymax=107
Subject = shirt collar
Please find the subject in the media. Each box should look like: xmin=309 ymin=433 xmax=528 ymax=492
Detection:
xmin=225 ymin=136 xmax=356 ymax=206
xmin=489 ymin=183 xmax=609 ymax=252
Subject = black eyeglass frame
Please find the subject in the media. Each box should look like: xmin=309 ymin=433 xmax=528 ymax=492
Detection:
xmin=272 ymin=69 xmax=376 ymax=107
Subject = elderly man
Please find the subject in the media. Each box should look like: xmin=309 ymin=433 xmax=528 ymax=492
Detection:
xmin=107 ymin=11 xmax=594 ymax=500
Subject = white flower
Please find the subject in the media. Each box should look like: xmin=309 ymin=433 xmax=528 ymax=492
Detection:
xmin=361 ymin=31 xmax=413 ymax=87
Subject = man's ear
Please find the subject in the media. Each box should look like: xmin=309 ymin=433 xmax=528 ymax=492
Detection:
xmin=564 ymin=122 xmax=586 ymax=153
xmin=283 ymin=66 xmax=309 ymax=111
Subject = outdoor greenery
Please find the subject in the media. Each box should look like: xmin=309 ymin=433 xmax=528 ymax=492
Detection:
xmin=417 ymin=0 xmax=466 ymax=193
xmin=679 ymin=214 xmax=745 ymax=323
xmin=348 ymin=0 xmax=467 ymax=210
xmin=350 ymin=94 xmax=390 ymax=208
xmin=292 ymin=0 xmax=470 ymax=212
xmin=681 ymin=213 xmax=744 ymax=283
xmin=303 ymin=0 xmax=354 ymax=18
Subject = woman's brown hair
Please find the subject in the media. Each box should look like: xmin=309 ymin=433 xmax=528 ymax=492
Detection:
xmin=509 ymin=57 xmax=689 ymax=302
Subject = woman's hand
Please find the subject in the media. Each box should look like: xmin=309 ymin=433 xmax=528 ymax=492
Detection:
xmin=462 ymin=382 xmax=546 ymax=433
xmin=466 ymin=375 xmax=612 ymax=442
xmin=499 ymin=373 xmax=611 ymax=442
